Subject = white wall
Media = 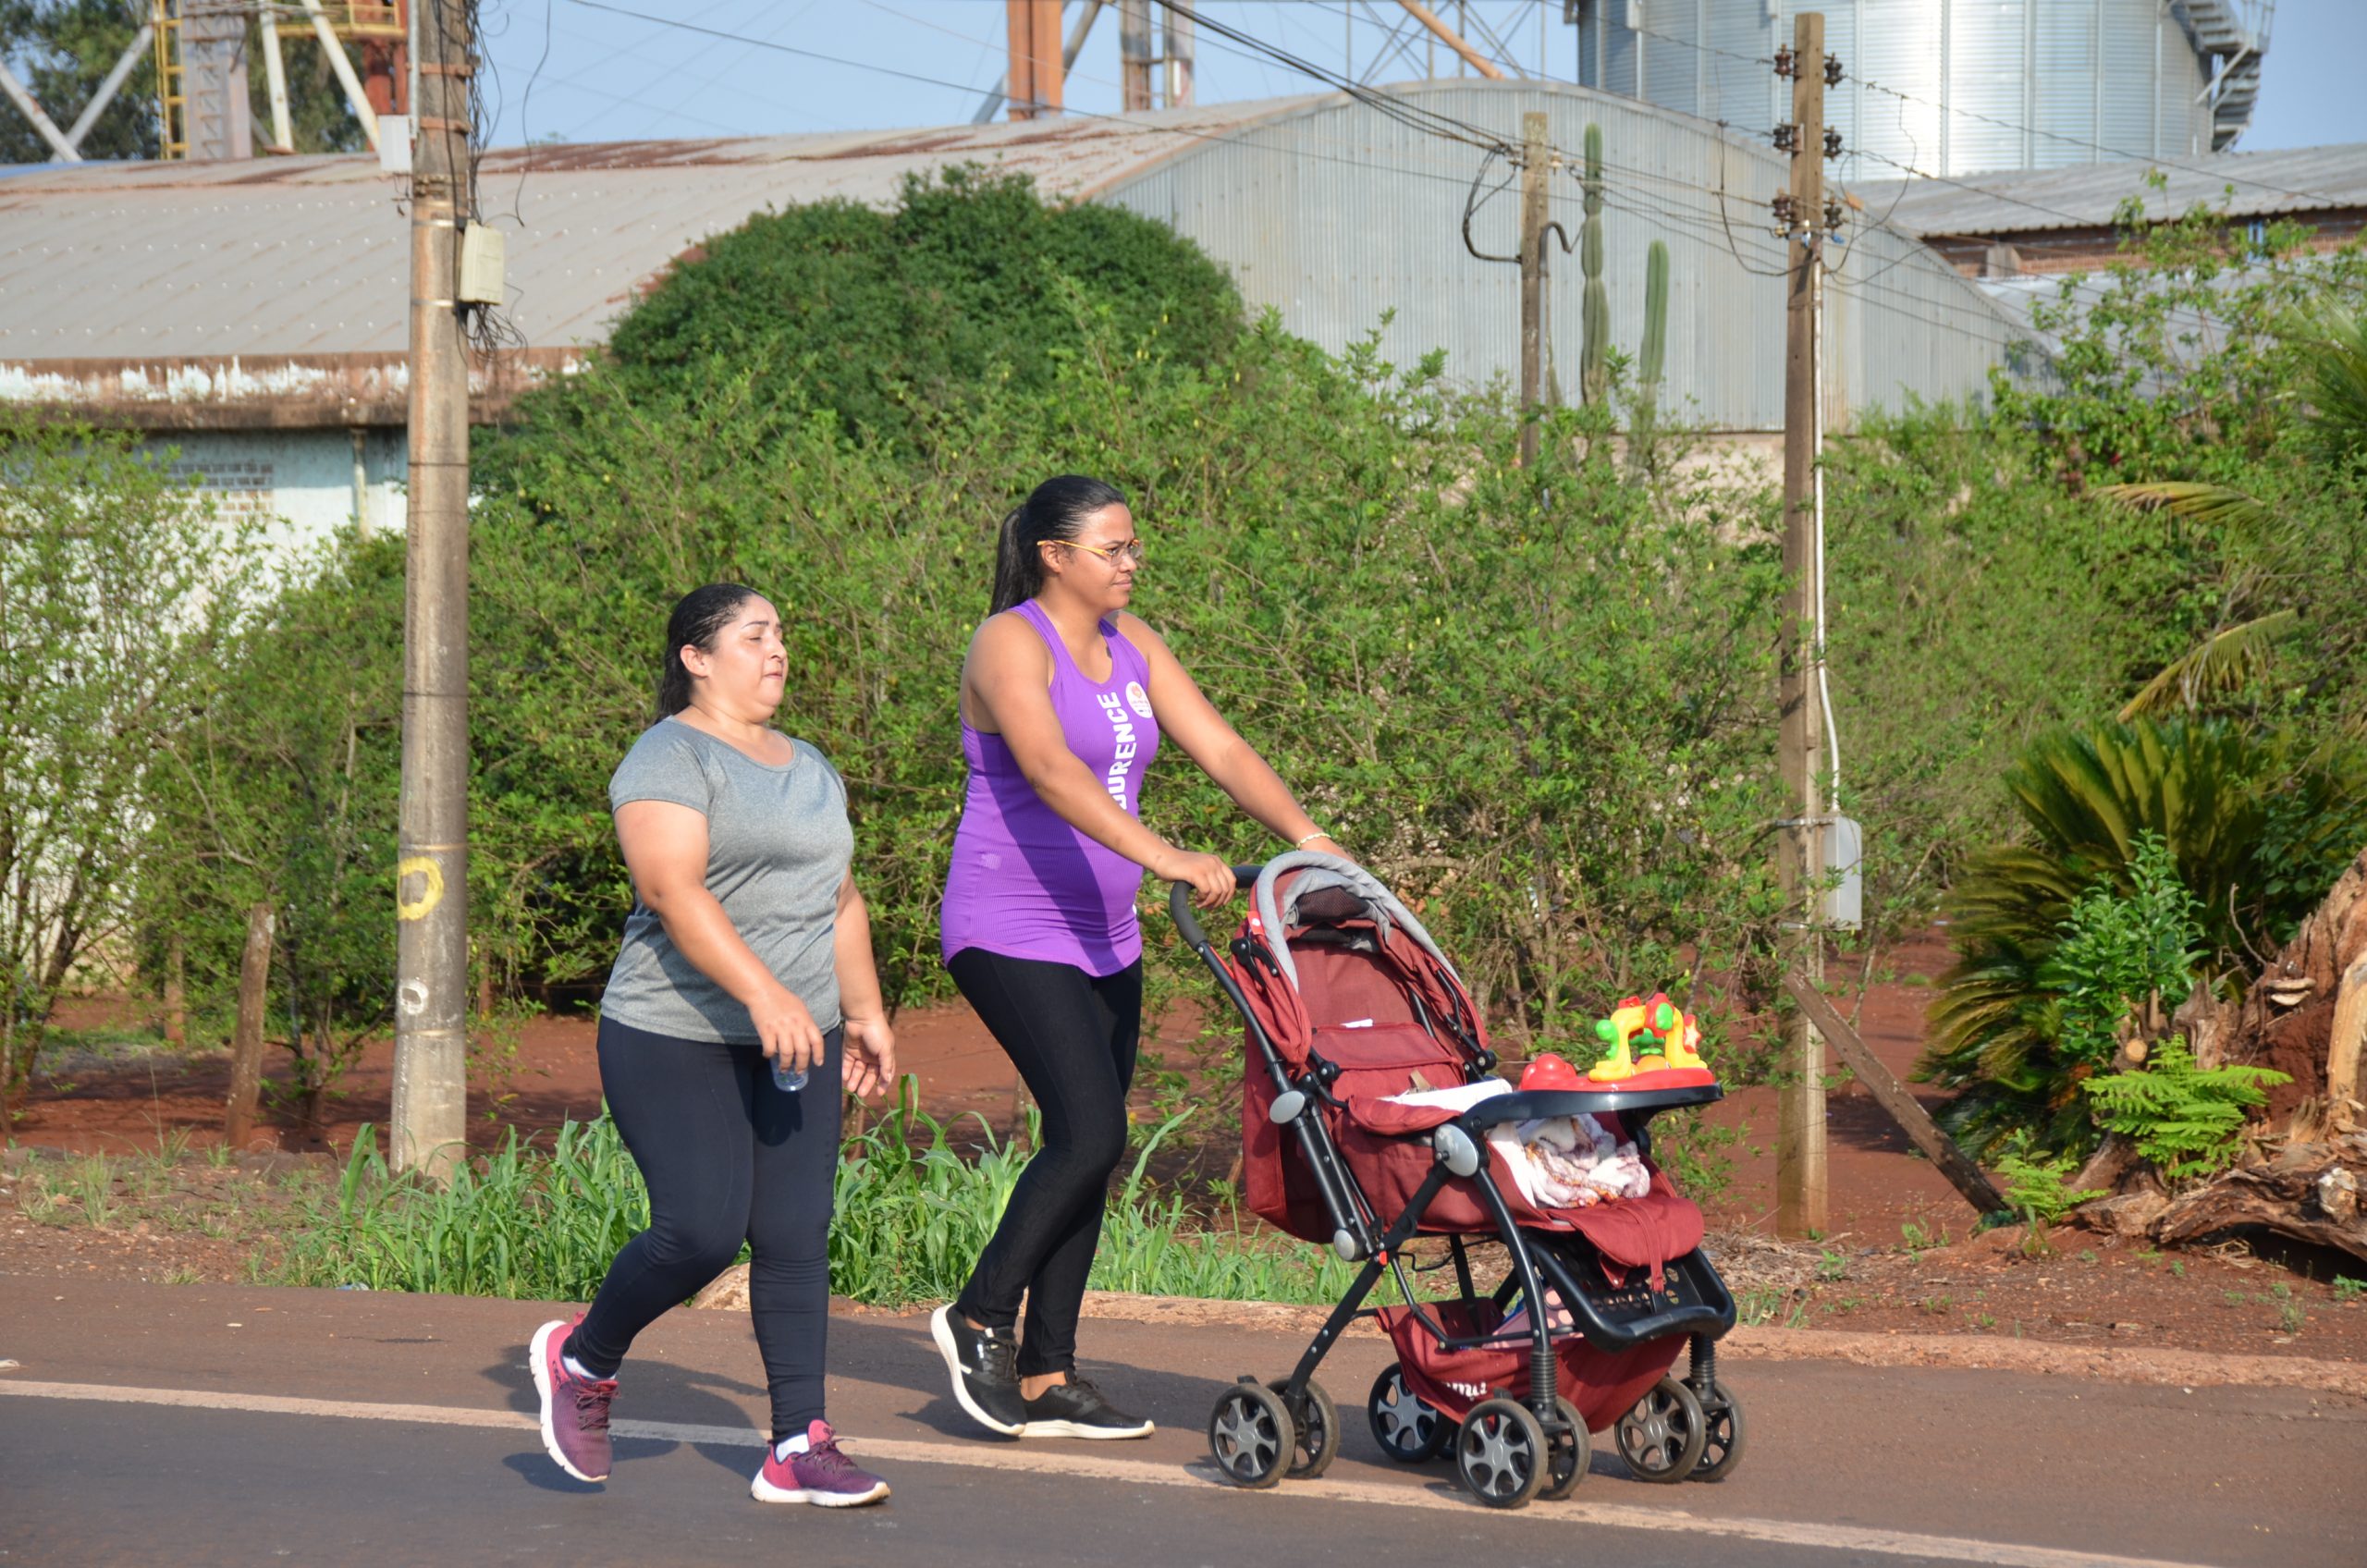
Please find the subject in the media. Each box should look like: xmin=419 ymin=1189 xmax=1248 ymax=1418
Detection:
xmin=144 ymin=426 xmax=406 ymax=562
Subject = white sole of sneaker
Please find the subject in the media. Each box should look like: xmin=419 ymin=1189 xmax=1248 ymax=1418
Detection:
xmin=528 ymin=1319 xmax=609 ymax=1484
xmin=750 ymin=1472 xmax=891 ymax=1507
xmin=1017 ymin=1418 xmax=1156 ymax=1439
xmin=926 ymin=1304 xmax=1024 ymax=1437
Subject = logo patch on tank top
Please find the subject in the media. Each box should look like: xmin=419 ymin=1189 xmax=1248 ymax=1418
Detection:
xmin=1124 ymin=680 xmax=1153 ymax=719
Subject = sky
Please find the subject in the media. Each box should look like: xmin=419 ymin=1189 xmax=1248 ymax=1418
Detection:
xmin=477 ymin=1 xmax=2367 ymax=153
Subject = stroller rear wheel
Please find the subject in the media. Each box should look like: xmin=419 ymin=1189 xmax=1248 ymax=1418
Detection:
xmin=1208 ymin=1378 xmax=1294 ymax=1489
xmin=1539 ymin=1396 xmax=1590 ymax=1500
xmin=1687 ymin=1381 xmax=1745 ymax=1482
xmin=1454 ymin=1397 xmax=1548 ymax=1510
xmin=1367 ymin=1364 xmax=1448 ymax=1464
xmin=1270 ymin=1378 xmax=1341 ymax=1479
xmin=1615 ymin=1375 xmax=1708 ymax=1484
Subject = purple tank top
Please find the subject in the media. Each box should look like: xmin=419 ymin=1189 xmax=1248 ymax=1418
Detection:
xmin=940 ymin=600 xmax=1161 ymax=975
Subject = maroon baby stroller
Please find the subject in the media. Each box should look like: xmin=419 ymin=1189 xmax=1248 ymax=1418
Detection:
xmin=1173 ymin=853 xmax=1744 ymax=1509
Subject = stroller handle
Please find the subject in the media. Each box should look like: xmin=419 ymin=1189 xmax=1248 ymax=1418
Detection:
xmin=1167 ymin=866 xmax=1263 ymax=954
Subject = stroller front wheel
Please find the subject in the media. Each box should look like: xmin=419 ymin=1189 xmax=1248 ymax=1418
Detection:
xmin=1615 ymin=1375 xmax=1709 ymax=1484
xmin=1687 ymin=1380 xmax=1746 ymax=1482
xmin=1208 ymin=1379 xmax=1294 ymax=1489
xmin=1270 ymin=1378 xmax=1340 ymax=1479
xmin=1454 ymin=1397 xmax=1548 ymax=1510
xmin=1367 ymin=1364 xmax=1449 ymax=1464
xmin=1539 ymin=1396 xmax=1591 ymax=1500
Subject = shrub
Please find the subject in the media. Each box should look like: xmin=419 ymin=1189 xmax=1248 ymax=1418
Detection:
xmin=1923 ymin=717 xmax=2362 ymax=1157
xmin=2081 ymin=1036 xmax=2288 ymax=1182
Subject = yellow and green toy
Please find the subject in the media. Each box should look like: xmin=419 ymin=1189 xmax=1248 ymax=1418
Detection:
xmin=1584 ymin=990 xmax=1716 ymax=1089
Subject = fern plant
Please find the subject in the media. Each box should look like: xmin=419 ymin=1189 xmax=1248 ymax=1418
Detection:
xmin=1993 ymin=1144 xmax=2106 ymax=1228
xmin=2080 ymin=1036 xmax=2289 ymax=1182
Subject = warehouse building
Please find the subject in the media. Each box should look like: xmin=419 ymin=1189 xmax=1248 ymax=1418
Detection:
xmin=1 ymin=80 xmax=2025 ymax=548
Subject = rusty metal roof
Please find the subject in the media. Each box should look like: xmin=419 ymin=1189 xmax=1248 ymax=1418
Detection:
xmin=0 ymin=98 xmax=1323 ymax=363
xmin=1854 ymin=141 xmax=2367 ymax=239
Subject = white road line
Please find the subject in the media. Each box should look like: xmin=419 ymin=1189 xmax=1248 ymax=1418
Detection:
xmin=0 ymin=1378 xmax=2211 ymax=1568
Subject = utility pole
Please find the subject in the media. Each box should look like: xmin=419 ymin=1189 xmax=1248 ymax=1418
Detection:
xmin=1120 ymin=0 xmax=1154 ymax=111
xmin=1517 ymin=110 xmax=1548 ymax=469
xmin=1163 ymin=0 xmax=1194 ymax=107
xmin=1775 ymin=10 xmax=1829 ymax=1239
xmin=1005 ymin=0 xmax=1063 ymax=121
xmin=391 ymin=0 xmax=472 ymax=1182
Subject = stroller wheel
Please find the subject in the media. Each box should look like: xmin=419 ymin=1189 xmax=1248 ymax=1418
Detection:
xmin=1270 ymin=1378 xmax=1340 ymax=1479
xmin=1614 ymin=1375 xmax=1709 ymax=1485
xmin=1539 ymin=1396 xmax=1590 ymax=1500
xmin=1453 ymin=1397 xmax=1548 ymax=1510
xmin=1687 ymin=1381 xmax=1746 ymax=1482
xmin=1367 ymin=1364 xmax=1448 ymax=1464
xmin=1208 ymin=1378 xmax=1294 ymax=1489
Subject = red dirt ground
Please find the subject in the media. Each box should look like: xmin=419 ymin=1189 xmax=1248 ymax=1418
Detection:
xmin=9 ymin=933 xmax=2367 ymax=1362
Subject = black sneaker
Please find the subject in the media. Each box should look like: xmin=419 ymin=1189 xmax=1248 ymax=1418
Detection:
xmin=1019 ymin=1374 xmax=1155 ymax=1439
xmin=929 ymin=1304 xmax=1025 ymax=1436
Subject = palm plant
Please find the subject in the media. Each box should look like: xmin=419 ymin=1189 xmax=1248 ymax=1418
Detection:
xmin=1920 ymin=717 xmax=2362 ymax=1158
xmin=2101 ymin=303 xmax=2367 ymax=721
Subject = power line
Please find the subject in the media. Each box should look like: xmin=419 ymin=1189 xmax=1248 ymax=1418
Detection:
xmin=1617 ymin=12 xmax=2340 ymax=207
xmin=1843 ymin=70 xmax=2344 ymax=207
xmin=545 ymin=1 xmax=2022 ymax=353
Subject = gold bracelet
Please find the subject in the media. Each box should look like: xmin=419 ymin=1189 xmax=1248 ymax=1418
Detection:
xmin=1294 ymin=830 xmax=1331 ymax=849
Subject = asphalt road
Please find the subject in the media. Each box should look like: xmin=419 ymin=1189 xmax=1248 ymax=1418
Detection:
xmin=2 ymin=1276 xmax=2361 ymax=1567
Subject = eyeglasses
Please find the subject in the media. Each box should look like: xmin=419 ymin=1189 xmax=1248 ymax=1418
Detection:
xmin=1050 ymin=538 xmax=1145 ymax=568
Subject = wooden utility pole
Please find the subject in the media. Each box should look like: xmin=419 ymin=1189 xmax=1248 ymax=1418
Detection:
xmin=391 ymin=0 xmax=471 ymax=1181
xmin=1775 ymin=10 xmax=1830 ymax=1238
xmin=1006 ymin=0 xmax=1063 ymax=120
xmin=1517 ymin=110 xmax=1548 ymax=469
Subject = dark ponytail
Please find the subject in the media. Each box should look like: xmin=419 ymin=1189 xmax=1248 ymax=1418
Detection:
xmin=989 ymin=474 xmax=1130 ymax=614
xmin=656 ymin=582 xmax=757 ymax=720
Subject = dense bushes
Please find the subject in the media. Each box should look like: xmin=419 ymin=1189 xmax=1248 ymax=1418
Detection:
xmin=104 ymin=170 xmax=1790 ymax=1101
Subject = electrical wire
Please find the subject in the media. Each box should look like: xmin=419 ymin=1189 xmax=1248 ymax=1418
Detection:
xmin=534 ymin=1 xmax=2026 ymax=355
xmin=1616 ymin=11 xmax=2335 ymax=206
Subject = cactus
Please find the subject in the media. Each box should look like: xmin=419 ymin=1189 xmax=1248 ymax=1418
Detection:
xmin=1580 ymin=122 xmax=1609 ymax=406
xmin=1634 ymin=239 xmax=1669 ymax=451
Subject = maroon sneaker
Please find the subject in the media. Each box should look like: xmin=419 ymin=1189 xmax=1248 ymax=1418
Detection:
xmin=529 ymin=1317 xmax=617 ymax=1483
xmin=749 ymin=1420 xmax=890 ymax=1507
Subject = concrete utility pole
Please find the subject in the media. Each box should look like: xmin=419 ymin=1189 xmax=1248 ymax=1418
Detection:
xmin=1517 ymin=110 xmax=1549 ymax=469
xmin=391 ymin=0 xmax=472 ymax=1182
xmin=1120 ymin=0 xmax=1155 ymax=111
xmin=1775 ymin=10 xmax=1829 ymax=1239
xmin=1162 ymin=0 xmax=1194 ymax=107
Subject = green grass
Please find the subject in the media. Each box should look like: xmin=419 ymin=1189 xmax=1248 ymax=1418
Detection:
xmin=275 ymin=1079 xmax=1366 ymax=1308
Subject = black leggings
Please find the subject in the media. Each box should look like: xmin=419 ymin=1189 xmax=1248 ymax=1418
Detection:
xmin=571 ymin=1015 xmax=841 ymax=1438
xmin=947 ymin=949 xmax=1142 ymax=1378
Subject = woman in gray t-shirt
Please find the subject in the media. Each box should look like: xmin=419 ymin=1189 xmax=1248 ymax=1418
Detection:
xmin=528 ymin=583 xmax=898 ymax=1508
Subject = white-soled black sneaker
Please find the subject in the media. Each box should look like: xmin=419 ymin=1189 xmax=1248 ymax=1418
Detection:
xmin=1019 ymin=1375 xmax=1154 ymax=1439
xmin=928 ymin=1304 xmax=1025 ymax=1436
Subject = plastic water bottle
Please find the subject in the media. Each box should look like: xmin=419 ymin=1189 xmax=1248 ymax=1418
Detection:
xmin=771 ymin=1058 xmax=808 ymax=1094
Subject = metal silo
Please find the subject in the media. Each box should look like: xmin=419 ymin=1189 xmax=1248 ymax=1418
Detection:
xmin=1570 ymin=1 xmax=2273 ymax=181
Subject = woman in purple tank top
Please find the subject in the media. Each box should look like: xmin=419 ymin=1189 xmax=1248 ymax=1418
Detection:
xmin=929 ymin=475 xmax=1342 ymax=1441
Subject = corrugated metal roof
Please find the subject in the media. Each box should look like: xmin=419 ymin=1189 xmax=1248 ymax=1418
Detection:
xmin=1854 ymin=141 xmax=2367 ymax=239
xmin=1 ymin=81 xmax=2026 ymax=431
xmin=0 ymin=97 xmax=1326 ymax=360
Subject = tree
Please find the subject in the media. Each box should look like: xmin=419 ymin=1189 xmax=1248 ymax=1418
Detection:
xmin=0 ymin=414 xmax=258 ymax=1125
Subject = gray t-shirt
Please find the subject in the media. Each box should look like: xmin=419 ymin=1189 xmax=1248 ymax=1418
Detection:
xmin=601 ymin=717 xmax=854 ymax=1043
